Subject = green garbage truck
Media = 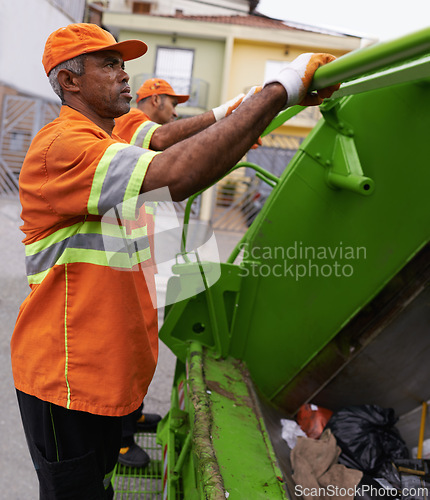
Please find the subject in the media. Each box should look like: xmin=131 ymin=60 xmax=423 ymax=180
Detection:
xmin=113 ymin=28 xmax=430 ymax=499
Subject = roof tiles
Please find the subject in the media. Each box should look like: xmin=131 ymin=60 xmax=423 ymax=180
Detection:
xmin=158 ymin=13 xmax=299 ymax=31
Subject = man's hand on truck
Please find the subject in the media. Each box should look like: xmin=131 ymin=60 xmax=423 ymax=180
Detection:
xmin=265 ymin=53 xmax=341 ymax=107
xmin=143 ymin=52 xmax=339 ymax=200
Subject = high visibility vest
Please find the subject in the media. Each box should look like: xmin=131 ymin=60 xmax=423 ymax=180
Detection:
xmin=11 ymin=106 xmax=161 ymax=417
xmin=114 ymin=107 xmax=161 ymax=148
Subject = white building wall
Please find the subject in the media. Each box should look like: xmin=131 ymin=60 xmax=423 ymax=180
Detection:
xmin=108 ymin=0 xmax=250 ymax=16
xmin=153 ymin=0 xmax=249 ymax=15
xmin=0 ymin=0 xmax=85 ymax=101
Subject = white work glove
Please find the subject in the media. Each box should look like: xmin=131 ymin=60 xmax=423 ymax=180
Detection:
xmin=264 ymin=53 xmax=340 ymax=107
xmin=212 ymin=86 xmax=263 ymax=121
xmin=212 ymin=93 xmax=245 ymax=121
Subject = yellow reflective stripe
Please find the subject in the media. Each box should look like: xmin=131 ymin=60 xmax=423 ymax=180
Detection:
xmin=88 ymin=142 xmax=160 ymax=219
xmin=25 ymin=219 xmax=148 ymax=257
xmin=25 ymin=223 xmax=85 ymax=256
xmin=55 ymin=247 xmax=150 ymax=268
xmin=27 ymin=247 xmax=152 ymax=284
xmin=126 ymin=227 xmax=148 ymax=240
xmin=28 ymin=269 xmax=49 ymax=285
xmin=134 ymin=247 xmax=151 ymax=265
xmin=64 ymin=264 xmax=71 ymax=409
xmin=25 ymin=225 xmax=152 ymax=286
xmin=56 ymin=248 xmax=110 ymax=267
xmin=88 ymin=143 xmax=130 ymax=215
xmin=112 ymin=225 xmax=148 ymax=239
xmin=82 ymin=220 xmax=148 ymax=240
xmin=122 ymin=151 xmax=160 ymax=220
xmin=130 ymin=122 xmax=160 ymax=148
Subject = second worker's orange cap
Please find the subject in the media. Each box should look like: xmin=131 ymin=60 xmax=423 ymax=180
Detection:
xmin=136 ymin=78 xmax=189 ymax=103
xmin=42 ymin=23 xmax=147 ymax=76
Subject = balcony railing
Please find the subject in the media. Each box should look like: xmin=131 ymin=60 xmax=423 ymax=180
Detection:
xmin=132 ymin=74 xmax=209 ymax=110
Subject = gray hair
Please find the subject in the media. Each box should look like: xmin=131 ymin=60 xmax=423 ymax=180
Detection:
xmin=48 ymin=54 xmax=86 ymax=103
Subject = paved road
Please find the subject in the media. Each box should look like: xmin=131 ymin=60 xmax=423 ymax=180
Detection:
xmin=0 ymin=198 xmax=241 ymax=498
xmin=0 ymin=199 xmax=37 ymax=498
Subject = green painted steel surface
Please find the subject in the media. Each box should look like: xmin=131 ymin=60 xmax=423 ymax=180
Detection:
xmin=312 ymin=27 xmax=430 ymax=90
xmin=229 ymin=80 xmax=430 ymax=414
xmin=158 ymin=30 xmax=430 ymax=499
xmin=246 ymin=80 xmax=426 ymax=405
xmin=198 ymin=345 xmax=286 ymax=499
xmin=264 ymin=27 xmax=430 ymax=134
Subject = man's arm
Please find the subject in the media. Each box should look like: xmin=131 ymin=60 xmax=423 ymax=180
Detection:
xmin=148 ymin=92 xmax=246 ymax=150
xmin=143 ymin=83 xmax=286 ymax=200
xmin=143 ymin=52 xmax=340 ymax=201
xmin=149 ymin=109 xmax=216 ymax=150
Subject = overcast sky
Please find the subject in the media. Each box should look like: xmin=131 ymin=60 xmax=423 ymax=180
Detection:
xmin=257 ymin=0 xmax=430 ymax=41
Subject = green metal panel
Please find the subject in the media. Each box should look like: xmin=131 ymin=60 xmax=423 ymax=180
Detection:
xmin=161 ymin=263 xmax=243 ymax=361
xmin=187 ymin=343 xmax=286 ymax=499
xmin=263 ymin=27 xmax=430 ymax=135
xmin=157 ymin=29 xmax=430 ymax=499
xmin=229 ymin=78 xmax=430 ymax=413
xmin=312 ymin=27 xmax=430 ymax=90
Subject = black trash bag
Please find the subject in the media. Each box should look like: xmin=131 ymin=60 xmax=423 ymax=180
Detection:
xmin=354 ymin=475 xmax=401 ymax=500
xmin=325 ymin=405 xmax=409 ymax=476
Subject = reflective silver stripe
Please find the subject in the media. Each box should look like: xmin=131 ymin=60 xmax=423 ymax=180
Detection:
xmin=26 ymin=232 xmax=104 ymax=275
xmin=26 ymin=232 xmax=151 ymax=276
xmin=131 ymin=121 xmax=160 ymax=148
xmin=97 ymin=145 xmax=150 ymax=215
xmin=88 ymin=144 xmax=158 ymax=217
xmin=25 ymin=220 xmax=151 ymax=280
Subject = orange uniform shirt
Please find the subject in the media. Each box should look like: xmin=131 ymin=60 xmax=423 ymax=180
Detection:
xmin=113 ymin=108 xmax=160 ymax=149
xmin=11 ymin=106 xmax=161 ymax=417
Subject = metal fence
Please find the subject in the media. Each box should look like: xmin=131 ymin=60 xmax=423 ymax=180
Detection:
xmin=212 ymin=136 xmax=302 ymax=232
xmin=0 ymin=94 xmax=61 ymax=197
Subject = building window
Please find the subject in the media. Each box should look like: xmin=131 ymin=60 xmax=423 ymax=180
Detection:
xmin=154 ymin=47 xmax=194 ymax=97
xmin=132 ymin=2 xmax=151 ymax=14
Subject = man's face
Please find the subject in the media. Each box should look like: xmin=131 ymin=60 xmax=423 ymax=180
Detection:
xmin=154 ymin=95 xmax=179 ymax=124
xmin=76 ymin=50 xmax=132 ymax=118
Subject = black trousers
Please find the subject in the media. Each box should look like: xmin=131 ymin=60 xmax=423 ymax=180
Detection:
xmin=121 ymin=403 xmax=143 ymax=447
xmin=16 ymin=390 xmax=122 ymax=500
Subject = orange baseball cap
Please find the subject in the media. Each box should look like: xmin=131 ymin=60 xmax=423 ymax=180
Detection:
xmin=136 ymin=78 xmax=189 ymax=104
xmin=42 ymin=23 xmax=147 ymax=76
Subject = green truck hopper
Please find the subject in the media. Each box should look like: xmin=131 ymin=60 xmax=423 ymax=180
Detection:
xmin=116 ymin=28 xmax=430 ymax=499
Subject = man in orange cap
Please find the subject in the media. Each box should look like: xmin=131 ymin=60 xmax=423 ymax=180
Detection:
xmin=11 ymin=22 xmax=339 ymax=497
xmin=135 ymin=77 xmax=189 ymax=123
xmin=114 ymin=76 xmax=251 ymax=150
